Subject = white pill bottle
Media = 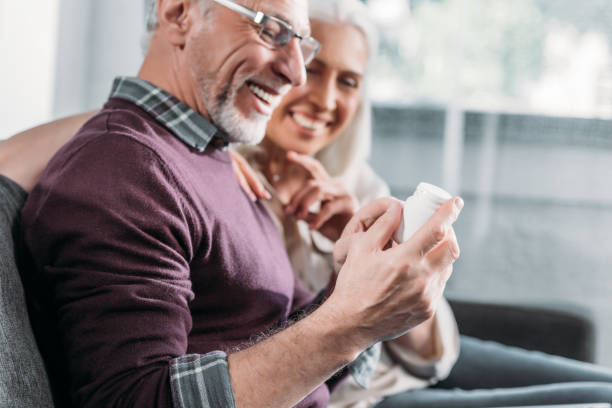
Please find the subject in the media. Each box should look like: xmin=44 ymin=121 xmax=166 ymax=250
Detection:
xmin=394 ymin=182 xmax=452 ymax=243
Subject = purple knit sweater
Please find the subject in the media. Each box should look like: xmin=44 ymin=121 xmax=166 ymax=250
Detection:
xmin=22 ymin=99 xmax=327 ymax=407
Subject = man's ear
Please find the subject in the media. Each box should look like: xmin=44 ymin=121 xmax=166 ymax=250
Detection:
xmin=157 ymin=0 xmax=195 ymax=47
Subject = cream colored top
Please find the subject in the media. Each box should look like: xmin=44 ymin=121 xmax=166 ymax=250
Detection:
xmin=238 ymin=147 xmax=460 ymax=407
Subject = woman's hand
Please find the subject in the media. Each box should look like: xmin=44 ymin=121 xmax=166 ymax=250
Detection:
xmin=229 ymin=148 xmax=271 ymax=201
xmin=389 ymin=315 xmax=442 ymax=360
xmin=283 ymin=151 xmax=358 ymax=242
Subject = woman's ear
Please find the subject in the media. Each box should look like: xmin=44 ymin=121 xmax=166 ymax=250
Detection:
xmin=157 ymin=0 xmax=194 ymax=47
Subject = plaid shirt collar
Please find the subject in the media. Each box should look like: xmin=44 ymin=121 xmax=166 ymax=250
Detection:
xmin=109 ymin=76 xmax=229 ymax=152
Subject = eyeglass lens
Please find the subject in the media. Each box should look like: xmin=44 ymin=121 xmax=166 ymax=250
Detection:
xmin=260 ymin=19 xmax=319 ymax=65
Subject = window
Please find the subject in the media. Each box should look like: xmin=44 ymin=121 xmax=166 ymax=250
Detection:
xmin=368 ymin=0 xmax=612 ymax=116
xmin=367 ymin=0 xmax=612 ymax=366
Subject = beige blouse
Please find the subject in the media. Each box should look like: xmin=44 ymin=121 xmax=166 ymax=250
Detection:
xmin=238 ymin=147 xmax=460 ymax=408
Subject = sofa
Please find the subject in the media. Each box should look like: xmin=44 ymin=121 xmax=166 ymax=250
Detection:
xmin=0 ymin=174 xmax=596 ymax=406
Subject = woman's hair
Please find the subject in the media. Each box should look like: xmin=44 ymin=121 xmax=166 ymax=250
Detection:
xmin=308 ymin=0 xmax=379 ymax=193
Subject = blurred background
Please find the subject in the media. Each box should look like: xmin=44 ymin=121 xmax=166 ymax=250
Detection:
xmin=1 ymin=0 xmax=611 ymax=366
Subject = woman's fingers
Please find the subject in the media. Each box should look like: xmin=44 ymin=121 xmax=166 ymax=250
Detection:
xmin=285 ymin=182 xmax=320 ymax=217
xmin=286 ymin=150 xmax=328 ymax=179
xmin=229 ymin=149 xmax=270 ymax=201
xmin=307 ymin=196 xmax=357 ymax=231
xmin=231 ymin=155 xmax=256 ymax=201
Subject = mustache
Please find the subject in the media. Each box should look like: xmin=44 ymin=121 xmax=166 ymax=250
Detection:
xmin=247 ymin=76 xmax=292 ymax=96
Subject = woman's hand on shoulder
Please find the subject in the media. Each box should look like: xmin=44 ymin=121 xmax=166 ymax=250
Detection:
xmin=283 ymin=151 xmax=358 ymax=242
xmin=229 ymin=148 xmax=271 ymax=201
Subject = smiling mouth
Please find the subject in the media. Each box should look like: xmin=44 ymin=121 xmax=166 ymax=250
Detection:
xmin=248 ymin=82 xmax=275 ymax=105
xmin=291 ymin=112 xmax=328 ymax=131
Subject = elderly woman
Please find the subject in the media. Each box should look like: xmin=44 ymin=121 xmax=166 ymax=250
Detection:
xmin=3 ymin=0 xmax=612 ymax=406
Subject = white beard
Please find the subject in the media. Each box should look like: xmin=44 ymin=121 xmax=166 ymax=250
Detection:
xmin=211 ymin=93 xmax=268 ymax=145
xmin=198 ymin=74 xmax=269 ymax=145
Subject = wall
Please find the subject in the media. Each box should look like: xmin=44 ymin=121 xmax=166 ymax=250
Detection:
xmin=0 ymin=1 xmax=60 ymax=138
xmin=0 ymin=0 xmax=145 ymax=139
xmin=371 ymin=104 xmax=612 ymax=366
xmin=53 ymin=0 xmax=146 ymax=118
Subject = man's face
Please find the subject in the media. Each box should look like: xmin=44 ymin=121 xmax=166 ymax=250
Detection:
xmin=186 ymin=0 xmax=309 ymax=144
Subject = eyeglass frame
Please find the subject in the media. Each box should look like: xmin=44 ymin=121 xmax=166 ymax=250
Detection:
xmin=212 ymin=0 xmax=321 ymax=66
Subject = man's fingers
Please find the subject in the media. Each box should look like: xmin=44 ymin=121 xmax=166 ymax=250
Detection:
xmin=402 ymin=197 xmax=463 ymax=257
xmin=341 ymin=197 xmax=401 ymax=237
xmin=424 ymin=227 xmax=460 ymax=272
xmin=333 ymin=197 xmax=400 ymax=273
xmin=359 ymin=200 xmax=403 ymax=250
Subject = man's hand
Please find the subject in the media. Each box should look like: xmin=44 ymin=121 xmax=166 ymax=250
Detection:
xmin=325 ymin=196 xmax=463 ymax=348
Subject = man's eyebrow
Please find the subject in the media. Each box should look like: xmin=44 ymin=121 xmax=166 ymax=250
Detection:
xmin=269 ymin=11 xmax=310 ymax=35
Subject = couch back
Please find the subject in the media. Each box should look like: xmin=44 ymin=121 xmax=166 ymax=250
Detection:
xmin=0 ymin=175 xmax=54 ymax=407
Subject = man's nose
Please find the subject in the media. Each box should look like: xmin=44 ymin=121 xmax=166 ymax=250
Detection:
xmin=272 ymin=38 xmax=307 ymax=87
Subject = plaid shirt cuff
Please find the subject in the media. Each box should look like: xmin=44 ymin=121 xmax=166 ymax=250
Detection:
xmin=170 ymin=352 xmax=236 ymax=408
xmin=348 ymin=342 xmax=381 ymax=389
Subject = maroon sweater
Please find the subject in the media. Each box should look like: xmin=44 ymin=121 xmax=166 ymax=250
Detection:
xmin=22 ymin=99 xmax=328 ymax=407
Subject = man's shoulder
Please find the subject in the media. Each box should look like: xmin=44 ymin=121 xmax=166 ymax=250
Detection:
xmin=80 ymin=99 xmax=167 ymax=146
xmin=22 ymin=104 xmax=194 ymax=229
xmin=58 ymin=99 xmax=186 ymax=173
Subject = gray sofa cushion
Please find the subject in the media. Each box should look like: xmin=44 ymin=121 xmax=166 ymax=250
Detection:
xmin=449 ymin=298 xmax=595 ymax=363
xmin=0 ymin=175 xmax=54 ymax=407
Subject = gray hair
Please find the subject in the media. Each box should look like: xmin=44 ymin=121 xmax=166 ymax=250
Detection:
xmin=309 ymin=0 xmax=378 ymax=194
xmin=143 ymin=0 xmax=379 ymax=193
xmin=141 ymin=0 xmax=210 ymax=53
xmin=308 ymin=0 xmax=378 ymax=66
xmin=142 ymin=0 xmax=158 ymax=53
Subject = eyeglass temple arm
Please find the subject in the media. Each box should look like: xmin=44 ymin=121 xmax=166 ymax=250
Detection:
xmin=212 ymin=0 xmax=265 ymax=24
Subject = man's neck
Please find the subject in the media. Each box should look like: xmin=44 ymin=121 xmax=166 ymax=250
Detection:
xmin=138 ymin=37 xmax=211 ymax=121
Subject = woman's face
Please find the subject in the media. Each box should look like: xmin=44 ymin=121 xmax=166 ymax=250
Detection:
xmin=265 ymin=20 xmax=369 ymax=156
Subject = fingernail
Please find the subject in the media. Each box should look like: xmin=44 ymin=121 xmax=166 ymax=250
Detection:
xmin=454 ymin=197 xmax=464 ymax=211
xmin=386 ymin=202 xmax=400 ymax=214
xmin=263 ymin=190 xmax=272 ymax=200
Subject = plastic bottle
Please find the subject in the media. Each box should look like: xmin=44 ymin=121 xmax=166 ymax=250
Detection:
xmin=394 ymin=182 xmax=452 ymax=243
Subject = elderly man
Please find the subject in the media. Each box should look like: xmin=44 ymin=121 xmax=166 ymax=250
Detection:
xmin=20 ymin=0 xmax=461 ymax=407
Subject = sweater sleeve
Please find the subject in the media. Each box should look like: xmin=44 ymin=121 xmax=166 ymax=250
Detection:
xmin=22 ymin=133 xmax=234 ymax=407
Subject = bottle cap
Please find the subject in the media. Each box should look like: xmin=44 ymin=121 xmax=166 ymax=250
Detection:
xmin=414 ymin=182 xmax=452 ymax=206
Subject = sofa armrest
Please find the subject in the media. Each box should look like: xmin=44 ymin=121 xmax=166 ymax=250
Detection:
xmin=448 ymin=298 xmax=596 ymax=363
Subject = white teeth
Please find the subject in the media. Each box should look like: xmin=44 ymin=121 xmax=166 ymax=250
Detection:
xmin=248 ymin=83 xmax=273 ymax=104
xmin=291 ymin=112 xmax=326 ymax=130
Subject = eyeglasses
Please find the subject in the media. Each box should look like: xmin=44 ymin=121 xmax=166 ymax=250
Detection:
xmin=212 ymin=0 xmax=321 ymax=66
